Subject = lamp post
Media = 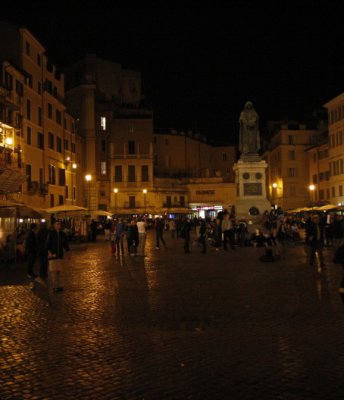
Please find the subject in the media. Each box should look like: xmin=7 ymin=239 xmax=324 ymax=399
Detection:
xmin=85 ymin=174 xmax=92 ymax=211
xmin=309 ymin=184 xmax=315 ymax=207
xmin=143 ymin=188 xmax=147 ymax=214
xmin=113 ymin=188 xmax=118 ymax=216
xmin=72 ymin=163 xmax=77 ymax=204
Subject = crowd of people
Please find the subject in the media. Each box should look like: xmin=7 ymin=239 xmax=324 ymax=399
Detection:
xmin=14 ymin=207 xmax=344 ymax=294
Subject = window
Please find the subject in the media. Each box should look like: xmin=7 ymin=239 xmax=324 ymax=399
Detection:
xmin=39 ymin=168 xmax=44 ymax=187
xmin=115 ymin=166 xmax=122 ymax=182
xmin=58 ymin=195 xmax=64 ymax=205
xmin=128 ymin=140 xmax=135 ymax=154
xmin=15 ymin=80 xmax=23 ymax=96
xmin=50 ymin=194 xmax=54 ymax=207
xmin=100 ymin=116 xmax=106 ymax=131
xmin=48 ymin=103 xmax=52 ymax=119
xmin=37 ymin=132 xmax=44 ymax=149
xmin=48 ymin=132 xmax=54 ymax=149
xmin=100 ymin=161 xmax=107 ymax=175
xmin=101 ymin=140 xmax=106 ymax=152
xmin=141 ymin=165 xmax=149 ymax=182
xmin=288 ymin=135 xmax=294 ymax=145
xmin=73 ymin=186 xmax=76 ymax=201
xmin=65 ymin=185 xmax=69 ymax=199
xmin=25 ymin=164 xmax=32 ymax=190
xmin=38 ymin=81 xmax=42 ymax=94
xmin=64 ymin=118 xmax=67 ymax=129
xmin=326 ymin=189 xmax=330 ymax=199
xmin=59 ymin=168 xmax=65 ymax=186
xmin=37 ymin=54 xmax=41 ymax=66
xmin=289 ymin=150 xmax=295 ymax=160
xmin=27 ymin=127 xmax=31 ymax=145
xmin=71 ymin=142 xmax=76 ymax=153
xmin=332 ymin=186 xmax=336 ymax=197
xmin=166 ymin=196 xmax=172 ymax=207
xmin=25 ymin=41 xmax=30 ymax=56
xmin=38 ymin=107 xmax=42 ymax=126
xmin=128 ymin=165 xmax=136 ymax=182
xmin=319 ymin=190 xmax=324 ymax=200
xmin=222 ymin=153 xmax=227 ymax=161
xmin=128 ymin=125 xmax=134 ymax=133
xmin=340 ymin=185 xmax=343 ymax=197
xmin=56 ymin=137 xmax=62 ymax=153
xmin=56 ymin=110 xmax=62 ymax=125
xmin=129 ymin=196 xmax=136 ymax=208
xmin=180 ymin=196 xmax=185 ymax=206
xmin=4 ymin=72 xmax=13 ymax=89
xmin=26 ymin=99 xmax=31 ymax=120
xmin=312 ymin=174 xmax=317 ymax=184
xmin=287 ymin=168 xmax=296 ymax=177
xmin=49 ymin=164 xmax=56 ymax=184
xmin=64 ymin=139 xmax=69 ymax=151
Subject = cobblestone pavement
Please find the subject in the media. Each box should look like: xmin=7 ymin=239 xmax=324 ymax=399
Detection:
xmin=1 ymin=231 xmax=344 ymax=400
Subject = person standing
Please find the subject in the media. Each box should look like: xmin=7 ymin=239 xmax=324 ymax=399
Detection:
xmin=127 ymin=219 xmax=139 ymax=256
xmin=115 ymin=218 xmax=126 ymax=255
xmin=169 ymin=219 xmax=176 ymax=239
xmin=182 ymin=217 xmax=192 ymax=254
xmin=25 ymin=223 xmax=37 ymax=279
xmin=305 ymin=214 xmax=325 ymax=267
xmin=36 ymin=221 xmax=49 ymax=279
xmin=46 ymin=220 xmax=70 ymax=292
xmin=136 ymin=217 xmax=147 ymax=256
xmin=199 ymin=219 xmax=207 ymax=253
xmin=155 ymin=217 xmax=166 ymax=249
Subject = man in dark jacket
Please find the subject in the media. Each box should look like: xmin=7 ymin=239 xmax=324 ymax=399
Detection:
xmin=305 ymin=214 xmax=325 ymax=267
xmin=36 ymin=221 xmax=49 ymax=279
xmin=46 ymin=220 xmax=70 ymax=291
xmin=155 ymin=217 xmax=166 ymax=249
xmin=25 ymin=223 xmax=37 ymax=278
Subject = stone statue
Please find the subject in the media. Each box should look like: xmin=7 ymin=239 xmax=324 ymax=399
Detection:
xmin=239 ymin=101 xmax=260 ymax=157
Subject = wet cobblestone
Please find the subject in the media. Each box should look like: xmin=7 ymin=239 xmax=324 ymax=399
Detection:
xmin=1 ymin=232 xmax=344 ymax=399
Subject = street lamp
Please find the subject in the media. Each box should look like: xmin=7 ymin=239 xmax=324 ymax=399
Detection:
xmin=72 ymin=163 xmax=77 ymax=204
xmin=143 ymin=188 xmax=147 ymax=214
xmin=309 ymin=184 xmax=315 ymax=206
xmin=113 ymin=188 xmax=118 ymax=216
xmin=85 ymin=174 xmax=92 ymax=211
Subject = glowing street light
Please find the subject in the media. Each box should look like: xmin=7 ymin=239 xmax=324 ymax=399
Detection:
xmin=143 ymin=188 xmax=147 ymax=214
xmin=85 ymin=174 xmax=92 ymax=211
xmin=113 ymin=188 xmax=118 ymax=215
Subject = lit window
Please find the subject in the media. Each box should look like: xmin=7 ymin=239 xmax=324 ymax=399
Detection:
xmin=100 ymin=116 xmax=106 ymax=131
xmin=100 ymin=161 xmax=107 ymax=175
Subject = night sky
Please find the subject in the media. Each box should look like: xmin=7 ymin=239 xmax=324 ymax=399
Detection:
xmin=4 ymin=1 xmax=344 ymax=144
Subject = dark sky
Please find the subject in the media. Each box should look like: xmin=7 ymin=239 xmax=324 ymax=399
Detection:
xmin=5 ymin=1 xmax=344 ymax=143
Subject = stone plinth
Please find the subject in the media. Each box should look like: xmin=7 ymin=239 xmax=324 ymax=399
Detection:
xmin=233 ymin=159 xmax=271 ymax=223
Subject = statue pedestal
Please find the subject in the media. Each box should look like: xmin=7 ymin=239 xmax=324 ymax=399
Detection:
xmin=233 ymin=159 xmax=271 ymax=225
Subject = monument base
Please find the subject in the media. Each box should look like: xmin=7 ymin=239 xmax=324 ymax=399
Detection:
xmin=233 ymin=159 xmax=271 ymax=230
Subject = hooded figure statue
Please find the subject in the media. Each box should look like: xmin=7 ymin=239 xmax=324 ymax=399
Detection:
xmin=239 ymin=101 xmax=260 ymax=156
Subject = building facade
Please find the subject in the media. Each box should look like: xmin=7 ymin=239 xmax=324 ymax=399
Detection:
xmin=0 ymin=22 xmax=83 ymax=209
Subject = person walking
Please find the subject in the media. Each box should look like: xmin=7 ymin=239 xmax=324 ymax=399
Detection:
xmin=36 ymin=221 xmax=49 ymax=279
xmin=136 ymin=217 xmax=147 ymax=256
xmin=169 ymin=219 xmax=176 ymax=239
xmin=155 ymin=217 xmax=166 ymax=249
xmin=305 ymin=214 xmax=325 ymax=267
xmin=46 ymin=220 xmax=70 ymax=292
xmin=182 ymin=217 xmax=192 ymax=254
xmin=198 ymin=219 xmax=207 ymax=253
xmin=127 ymin=219 xmax=139 ymax=256
xmin=115 ymin=218 xmax=126 ymax=255
xmin=25 ymin=223 xmax=37 ymax=279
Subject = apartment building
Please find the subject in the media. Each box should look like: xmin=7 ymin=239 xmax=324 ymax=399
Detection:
xmin=64 ymin=54 xmax=154 ymax=214
xmin=0 ymin=21 xmax=83 ymax=209
xmin=154 ymin=130 xmax=236 ymax=217
xmin=263 ymin=122 xmax=322 ymax=210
